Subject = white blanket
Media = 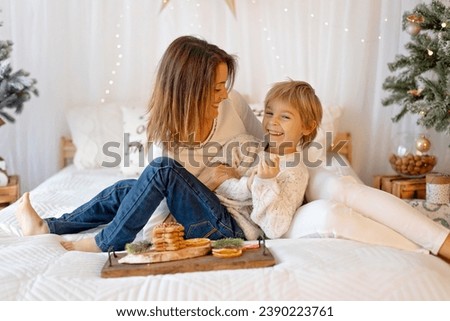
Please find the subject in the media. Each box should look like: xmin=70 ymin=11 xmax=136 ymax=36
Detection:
xmin=1 ymin=166 xmax=450 ymax=300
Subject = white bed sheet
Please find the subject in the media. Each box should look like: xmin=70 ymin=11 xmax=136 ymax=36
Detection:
xmin=1 ymin=166 xmax=450 ymax=301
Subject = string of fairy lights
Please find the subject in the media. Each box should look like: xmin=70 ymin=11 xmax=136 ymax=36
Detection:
xmin=100 ymin=4 xmax=130 ymax=104
xmin=99 ymin=0 xmax=396 ymax=104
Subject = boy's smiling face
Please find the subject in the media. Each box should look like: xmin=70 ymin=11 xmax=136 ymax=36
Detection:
xmin=263 ymin=99 xmax=313 ymax=155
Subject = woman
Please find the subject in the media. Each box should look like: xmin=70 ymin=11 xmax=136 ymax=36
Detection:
xmin=16 ymin=35 xmax=263 ymax=252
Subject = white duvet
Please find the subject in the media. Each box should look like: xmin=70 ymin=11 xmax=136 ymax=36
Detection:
xmin=1 ymin=166 xmax=450 ymax=300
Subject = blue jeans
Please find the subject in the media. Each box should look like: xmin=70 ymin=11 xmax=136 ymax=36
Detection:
xmin=45 ymin=157 xmax=245 ymax=251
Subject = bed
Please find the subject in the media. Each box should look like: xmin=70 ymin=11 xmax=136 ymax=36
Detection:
xmin=1 ymin=99 xmax=450 ymax=301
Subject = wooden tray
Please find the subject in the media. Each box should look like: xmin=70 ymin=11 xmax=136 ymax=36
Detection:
xmin=101 ymin=245 xmax=276 ymax=278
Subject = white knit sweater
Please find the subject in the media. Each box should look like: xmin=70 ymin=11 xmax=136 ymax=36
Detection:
xmin=214 ymin=134 xmax=309 ymax=240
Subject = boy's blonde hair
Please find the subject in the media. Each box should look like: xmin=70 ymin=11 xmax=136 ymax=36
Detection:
xmin=264 ymin=80 xmax=323 ymax=148
xmin=147 ymin=36 xmax=237 ymax=149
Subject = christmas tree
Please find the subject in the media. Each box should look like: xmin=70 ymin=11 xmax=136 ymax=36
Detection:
xmin=0 ymin=20 xmax=38 ymax=127
xmin=382 ymin=0 xmax=450 ymax=135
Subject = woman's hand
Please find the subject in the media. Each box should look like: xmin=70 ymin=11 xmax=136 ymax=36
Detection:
xmin=257 ymin=154 xmax=280 ymax=179
xmin=198 ymin=164 xmax=240 ymax=191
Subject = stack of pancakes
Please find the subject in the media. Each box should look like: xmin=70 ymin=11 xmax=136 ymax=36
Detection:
xmin=151 ymin=222 xmax=186 ymax=252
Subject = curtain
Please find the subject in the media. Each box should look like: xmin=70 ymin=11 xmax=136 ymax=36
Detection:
xmin=0 ymin=0 xmax=448 ymax=193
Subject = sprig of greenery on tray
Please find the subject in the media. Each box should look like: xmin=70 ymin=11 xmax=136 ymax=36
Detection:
xmin=125 ymin=240 xmax=153 ymax=254
xmin=211 ymin=238 xmax=244 ymax=249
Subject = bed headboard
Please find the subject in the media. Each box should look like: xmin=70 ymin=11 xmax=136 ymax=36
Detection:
xmin=60 ymin=132 xmax=352 ymax=169
xmin=60 ymin=136 xmax=77 ymax=168
xmin=332 ymin=132 xmax=352 ymax=164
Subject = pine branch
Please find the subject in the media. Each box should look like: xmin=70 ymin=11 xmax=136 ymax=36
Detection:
xmin=391 ymin=105 xmax=410 ymax=123
xmin=382 ymin=0 xmax=450 ymax=134
xmin=0 ymin=18 xmax=38 ymax=125
xmin=0 ymin=110 xmax=15 ymax=122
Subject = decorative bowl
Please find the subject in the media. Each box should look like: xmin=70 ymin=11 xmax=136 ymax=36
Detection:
xmin=388 ymin=133 xmax=436 ymax=178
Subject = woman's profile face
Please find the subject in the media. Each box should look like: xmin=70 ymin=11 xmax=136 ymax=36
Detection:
xmin=206 ymin=63 xmax=228 ymax=121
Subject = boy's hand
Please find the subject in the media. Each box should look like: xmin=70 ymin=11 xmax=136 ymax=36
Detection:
xmin=257 ymin=154 xmax=280 ymax=179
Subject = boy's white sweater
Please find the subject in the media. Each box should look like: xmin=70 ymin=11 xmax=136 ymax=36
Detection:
xmin=214 ymin=134 xmax=309 ymax=240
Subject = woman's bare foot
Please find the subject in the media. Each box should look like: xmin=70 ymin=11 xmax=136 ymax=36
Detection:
xmin=15 ymin=192 xmax=49 ymax=236
xmin=61 ymin=238 xmax=101 ymax=252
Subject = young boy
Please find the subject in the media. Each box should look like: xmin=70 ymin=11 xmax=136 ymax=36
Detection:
xmin=212 ymin=80 xmax=322 ymax=240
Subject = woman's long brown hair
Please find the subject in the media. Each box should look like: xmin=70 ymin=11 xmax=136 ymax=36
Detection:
xmin=147 ymin=36 xmax=237 ymax=150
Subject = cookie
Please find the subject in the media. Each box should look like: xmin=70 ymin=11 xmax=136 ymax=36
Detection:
xmin=152 ymin=231 xmax=185 ymax=239
xmin=152 ymin=242 xmax=186 ymax=252
xmin=152 ymin=222 xmax=184 ymax=235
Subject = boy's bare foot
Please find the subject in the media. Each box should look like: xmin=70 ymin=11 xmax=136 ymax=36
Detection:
xmin=61 ymin=238 xmax=101 ymax=252
xmin=15 ymin=192 xmax=49 ymax=236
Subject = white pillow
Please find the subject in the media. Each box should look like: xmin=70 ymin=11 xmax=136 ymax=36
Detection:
xmin=120 ymin=104 xmax=162 ymax=176
xmin=303 ymin=105 xmax=343 ymax=164
xmin=66 ymin=103 xmax=123 ymax=169
xmin=283 ymin=199 xmax=427 ymax=253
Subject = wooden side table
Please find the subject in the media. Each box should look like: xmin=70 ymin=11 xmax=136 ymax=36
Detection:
xmin=0 ymin=175 xmax=20 ymax=210
xmin=373 ymin=174 xmax=426 ymax=199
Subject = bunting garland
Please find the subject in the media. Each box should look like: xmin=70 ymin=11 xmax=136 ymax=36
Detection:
xmin=160 ymin=0 xmax=236 ymax=17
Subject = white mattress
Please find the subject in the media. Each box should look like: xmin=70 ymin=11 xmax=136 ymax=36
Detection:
xmin=1 ymin=166 xmax=450 ymax=300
